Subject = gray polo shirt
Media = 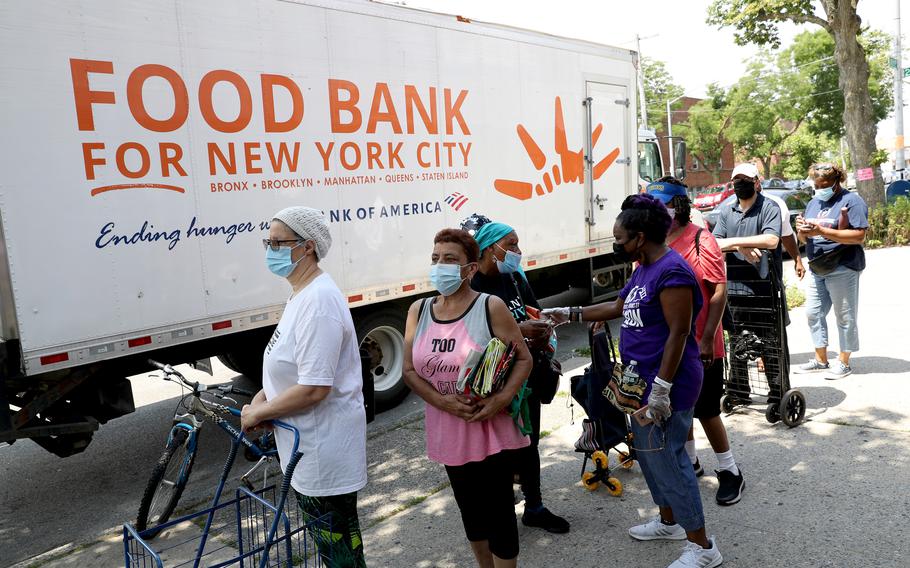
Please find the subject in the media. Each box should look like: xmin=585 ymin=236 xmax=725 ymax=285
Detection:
xmin=711 ymin=193 xmax=782 ymax=281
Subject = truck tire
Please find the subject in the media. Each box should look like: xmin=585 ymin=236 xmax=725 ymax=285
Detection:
xmin=355 ymin=307 xmax=409 ymax=411
xmin=217 ymin=328 xmax=274 ymax=381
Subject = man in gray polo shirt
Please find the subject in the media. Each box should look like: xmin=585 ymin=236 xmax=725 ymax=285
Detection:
xmin=712 ymin=163 xmax=784 ymax=404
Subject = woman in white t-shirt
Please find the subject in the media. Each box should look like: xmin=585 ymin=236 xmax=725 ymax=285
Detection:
xmin=241 ymin=206 xmax=368 ymax=568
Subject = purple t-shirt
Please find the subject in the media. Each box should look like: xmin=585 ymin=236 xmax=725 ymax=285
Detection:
xmin=619 ymin=249 xmax=704 ymax=411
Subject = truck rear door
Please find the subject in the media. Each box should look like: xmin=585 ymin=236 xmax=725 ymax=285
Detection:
xmin=584 ymin=81 xmax=630 ymax=242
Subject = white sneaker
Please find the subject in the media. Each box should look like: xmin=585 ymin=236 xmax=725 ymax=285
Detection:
xmin=667 ymin=537 xmax=723 ymax=568
xmin=825 ymin=361 xmax=853 ymax=380
xmin=628 ymin=516 xmax=687 ymax=541
xmin=793 ymin=359 xmax=830 ymax=374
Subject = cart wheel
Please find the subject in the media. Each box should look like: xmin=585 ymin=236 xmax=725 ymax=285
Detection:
xmin=616 ymin=450 xmax=634 ymax=470
xmin=720 ymin=395 xmax=736 ymax=414
xmin=581 ymin=471 xmax=600 ymax=491
xmin=779 ymin=389 xmax=807 ymax=428
xmin=591 ymin=450 xmax=608 ymax=471
xmin=605 ymin=477 xmax=623 ymax=497
xmin=765 ymin=403 xmax=781 ymax=424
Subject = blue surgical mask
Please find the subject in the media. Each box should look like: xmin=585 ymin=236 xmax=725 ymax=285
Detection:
xmin=430 ymin=263 xmax=468 ymax=296
xmin=814 ymin=186 xmax=835 ymax=202
xmin=266 ymin=243 xmax=303 ymax=277
xmin=495 ymin=244 xmax=523 ymax=274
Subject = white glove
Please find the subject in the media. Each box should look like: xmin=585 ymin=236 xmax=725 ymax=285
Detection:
xmin=540 ymin=307 xmax=570 ymax=326
xmin=646 ymin=377 xmax=672 ymax=424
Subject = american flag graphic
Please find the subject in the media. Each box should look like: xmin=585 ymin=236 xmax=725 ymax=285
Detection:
xmin=444 ymin=192 xmax=469 ymax=211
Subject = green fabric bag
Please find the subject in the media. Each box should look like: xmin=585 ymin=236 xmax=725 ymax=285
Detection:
xmin=508 ymin=380 xmax=533 ymax=436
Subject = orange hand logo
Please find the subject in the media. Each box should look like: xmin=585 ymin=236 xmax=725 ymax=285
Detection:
xmin=494 ymin=97 xmax=620 ymax=201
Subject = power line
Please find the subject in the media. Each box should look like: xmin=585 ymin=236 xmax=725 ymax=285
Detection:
xmin=646 ymin=87 xmax=844 ymax=115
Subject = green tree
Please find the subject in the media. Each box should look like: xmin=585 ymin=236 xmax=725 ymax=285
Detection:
xmin=641 ymin=56 xmax=684 ymax=131
xmin=708 ymin=0 xmax=888 ymax=206
xmin=781 ymin=29 xmax=892 ymax=140
xmin=675 ymin=85 xmax=731 ymax=184
xmin=776 ymin=125 xmax=839 ymax=179
xmin=722 ymin=57 xmax=807 ymax=178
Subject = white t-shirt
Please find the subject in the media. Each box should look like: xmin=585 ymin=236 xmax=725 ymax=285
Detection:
xmin=762 ymin=192 xmax=793 ymax=237
xmin=262 ymin=273 xmax=367 ymax=497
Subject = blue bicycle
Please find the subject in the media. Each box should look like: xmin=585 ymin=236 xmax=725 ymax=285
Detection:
xmin=136 ymin=360 xmax=279 ymax=537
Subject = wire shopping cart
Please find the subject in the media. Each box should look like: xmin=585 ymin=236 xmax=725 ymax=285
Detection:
xmin=722 ymin=260 xmax=807 ymax=427
xmin=123 ymin=417 xmax=332 ymax=568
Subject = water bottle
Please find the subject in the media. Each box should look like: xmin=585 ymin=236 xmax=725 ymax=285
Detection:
xmin=622 ymin=360 xmax=640 ymax=386
xmin=621 ymin=360 xmax=647 ymax=407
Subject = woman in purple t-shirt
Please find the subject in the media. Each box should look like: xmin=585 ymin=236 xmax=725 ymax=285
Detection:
xmin=544 ymin=195 xmax=722 ymax=568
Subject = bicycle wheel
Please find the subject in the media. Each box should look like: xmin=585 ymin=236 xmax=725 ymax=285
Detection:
xmin=136 ymin=427 xmax=197 ymax=537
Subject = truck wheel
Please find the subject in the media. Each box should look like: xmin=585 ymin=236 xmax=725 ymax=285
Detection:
xmin=356 ymin=308 xmax=409 ymax=411
xmin=217 ymin=328 xmax=274 ymax=381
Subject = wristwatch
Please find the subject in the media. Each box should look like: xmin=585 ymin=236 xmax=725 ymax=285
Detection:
xmin=570 ymin=307 xmax=583 ymax=322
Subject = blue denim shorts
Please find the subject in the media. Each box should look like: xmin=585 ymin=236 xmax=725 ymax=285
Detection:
xmin=630 ymin=408 xmax=705 ymax=531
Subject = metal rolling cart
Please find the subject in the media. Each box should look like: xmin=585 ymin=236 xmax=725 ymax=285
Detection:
xmin=123 ymin=419 xmax=332 ymax=568
xmin=570 ymin=326 xmax=636 ymax=495
xmin=721 ymin=260 xmax=807 ymax=427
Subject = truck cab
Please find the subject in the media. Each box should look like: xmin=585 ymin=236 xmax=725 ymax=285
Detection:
xmin=637 ymin=128 xmax=686 ymax=192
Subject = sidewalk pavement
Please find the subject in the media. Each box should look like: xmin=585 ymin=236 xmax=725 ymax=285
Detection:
xmin=15 ymin=247 xmax=910 ymax=568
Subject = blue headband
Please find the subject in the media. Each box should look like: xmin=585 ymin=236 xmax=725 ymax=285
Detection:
xmin=473 ymin=222 xmax=515 ymax=252
xmin=646 ymin=182 xmax=688 ymax=204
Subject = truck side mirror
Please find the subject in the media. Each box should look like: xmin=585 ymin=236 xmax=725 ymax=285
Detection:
xmin=674 ymin=141 xmax=687 ymax=180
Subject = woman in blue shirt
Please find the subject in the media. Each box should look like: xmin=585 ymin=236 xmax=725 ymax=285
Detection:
xmin=795 ymin=163 xmax=869 ymax=379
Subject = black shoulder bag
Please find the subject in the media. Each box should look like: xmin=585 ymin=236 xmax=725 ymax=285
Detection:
xmin=508 ymin=275 xmax=562 ymax=404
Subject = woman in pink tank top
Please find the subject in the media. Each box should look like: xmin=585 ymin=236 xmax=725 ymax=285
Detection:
xmin=403 ymin=229 xmax=532 ymax=568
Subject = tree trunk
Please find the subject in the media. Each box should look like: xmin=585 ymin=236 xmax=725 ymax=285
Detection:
xmin=827 ymin=1 xmax=885 ymax=206
xmin=711 ymin=169 xmax=720 ymax=184
xmin=760 ymin=158 xmax=772 ymax=179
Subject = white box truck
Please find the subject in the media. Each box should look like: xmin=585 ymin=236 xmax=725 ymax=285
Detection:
xmin=0 ymin=0 xmax=684 ymax=456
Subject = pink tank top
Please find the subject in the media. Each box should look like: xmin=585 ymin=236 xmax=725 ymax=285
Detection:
xmin=412 ymin=293 xmax=530 ymax=466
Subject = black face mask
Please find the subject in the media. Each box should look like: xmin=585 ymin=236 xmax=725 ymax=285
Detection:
xmin=733 ymin=179 xmax=756 ymax=200
xmin=613 ymin=234 xmax=641 ymax=263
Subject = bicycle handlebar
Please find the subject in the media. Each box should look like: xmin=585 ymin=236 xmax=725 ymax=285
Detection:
xmin=148 ymin=359 xmax=205 ymax=392
xmin=219 ymin=385 xmax=256 ymax=398
xmin=149 ymin=360 xmax=257 ymax=399
xmin=226 ymin=407 xmax=301 ymax=457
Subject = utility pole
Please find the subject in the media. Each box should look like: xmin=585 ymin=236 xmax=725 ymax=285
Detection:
xmin=667 ymin=94 xmax=685 ymax=175
xmin=636 ymin=34 xmax=648 ymax=128
xmin=895 ymin=0 xmax=905 ymax=171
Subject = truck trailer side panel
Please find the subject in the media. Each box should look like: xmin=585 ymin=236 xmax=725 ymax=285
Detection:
xmin=0 ymin=0 xmax=636 ymax=377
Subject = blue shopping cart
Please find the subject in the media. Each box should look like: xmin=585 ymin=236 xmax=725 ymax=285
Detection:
xmin=123 ymin=415 xmax=331 ymax=568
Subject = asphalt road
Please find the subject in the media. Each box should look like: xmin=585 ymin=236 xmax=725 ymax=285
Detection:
xmin=0 ymin=321 xmax=597 ymax=565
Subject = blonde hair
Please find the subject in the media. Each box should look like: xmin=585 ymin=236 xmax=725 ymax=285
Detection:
xmin=808 ymin=162 xmax=847 ymax=185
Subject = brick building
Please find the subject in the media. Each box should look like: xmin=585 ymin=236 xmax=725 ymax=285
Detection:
xmin=655 ymin=96 xmax=735 ymax=191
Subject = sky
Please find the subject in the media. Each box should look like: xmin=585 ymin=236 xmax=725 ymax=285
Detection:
xmin=393 ymin=0 xmax=910 ymax=154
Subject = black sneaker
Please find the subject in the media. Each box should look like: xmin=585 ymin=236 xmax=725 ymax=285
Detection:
xmin=521 ymin=507 xmax=570 ymax=534
xmin=715 ymin=468 xmax=745 ymax=506
xmin=693 ymin=458 xmax=704 ymax=478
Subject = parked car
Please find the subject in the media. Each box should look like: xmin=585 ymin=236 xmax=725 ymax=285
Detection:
xmin=783 ymin=179 xmax=813 ymax=193
xmin=704 ymin=188 xmax=812 ymax=237
xmin=760 ymin=178 xmax=787 ymax=190
xmin=693 ymin=182 xmax=734 ymax=211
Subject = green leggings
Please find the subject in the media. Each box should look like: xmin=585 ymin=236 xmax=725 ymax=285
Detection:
xmin=295 ymin=491 xmax=366 ymax=568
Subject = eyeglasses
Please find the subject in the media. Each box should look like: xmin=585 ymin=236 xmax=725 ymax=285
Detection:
xmin=812 ymin=163 xmax=835 ymax=171
xmin=262 ymin=239 xmax=302 ymax=251
xmin=630 ymin=422 xmax=667 ymax=453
